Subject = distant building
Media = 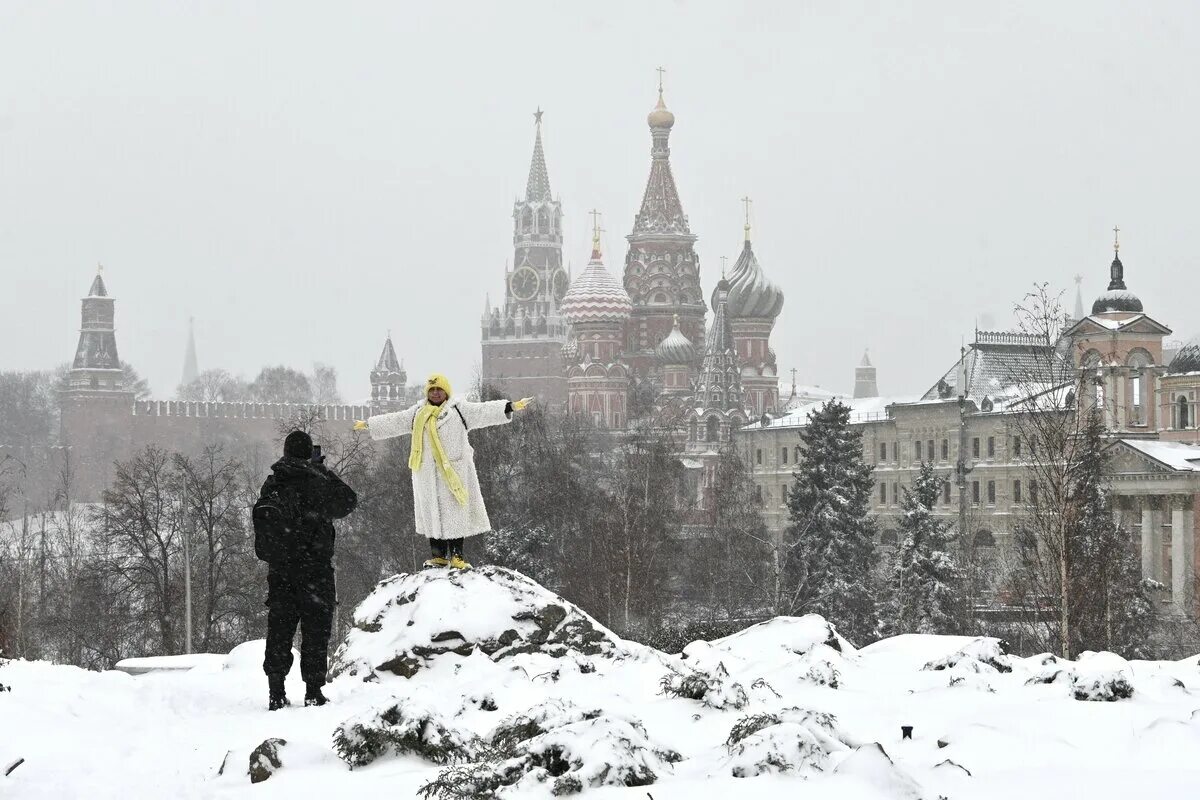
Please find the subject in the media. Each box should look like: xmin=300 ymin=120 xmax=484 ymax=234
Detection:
xmin=21 ymin=270 xmax=392 ymax=502
xmin=740 ymin=238 xmax=1200 ymax=617
xmin=480 ymin=111 xmax=569 ymax=406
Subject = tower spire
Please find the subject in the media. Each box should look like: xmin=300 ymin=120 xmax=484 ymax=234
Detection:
xmin=741 ymin=195 xmax=752 ymax=242
xmin=1073 ymin=274 xmax=1085 ymax=320
xmin=181 ymin=316 xmax=199 ymax=387
xmin=525 ymin=108 xmax=552 ymax=202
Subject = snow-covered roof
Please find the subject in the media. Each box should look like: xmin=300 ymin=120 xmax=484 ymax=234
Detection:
xmin=921 ymin=330 xmax=1066 ymax=403
xmin=752 ymin=394 xmax=915 ymax=429
xmin=1116 ymin=440 xmax=1200 ymax=472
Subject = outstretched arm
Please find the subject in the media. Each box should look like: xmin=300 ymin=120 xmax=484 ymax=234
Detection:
xmin=358 ymin=404 xmax=419 ymax=441
xmin=458 ymin=398 xmax=525 ymax=430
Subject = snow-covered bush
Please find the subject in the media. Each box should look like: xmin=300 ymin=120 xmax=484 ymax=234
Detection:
xmin=722 ymin=707 xmax=853 ymax=778
xmin=421 ymin=713 xmax=680 ymax=798
xmin=798 ymin=645 xmax=843 ymax=688
xmin=489 ymin=699 xmax=600 ymax=756
xmin=1071 ymin=671 xmax=1135 ymax=702
xmin=922 ymin=637 xmax=1013 ymax=674
xmin=333 ymin=697 xmax=481 ymax=767
xmin=659 ymin=661 xmax=747 ymax=709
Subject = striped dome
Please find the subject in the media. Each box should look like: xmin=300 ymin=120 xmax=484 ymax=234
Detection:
xmin=726 ymin=239 xmax=783 ymax=319
xmin=655 ymin=315 xmax=695 ymax=365
xmin=560 ymin=241 xmax=632 ymax=324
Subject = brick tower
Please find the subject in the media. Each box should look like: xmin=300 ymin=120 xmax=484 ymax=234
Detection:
xmin=481 ymin=109 xmax=569 ymax=405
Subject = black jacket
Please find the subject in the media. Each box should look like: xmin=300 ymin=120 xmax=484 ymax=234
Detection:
xmin=257 ymin=456 xmax=357 ymax=575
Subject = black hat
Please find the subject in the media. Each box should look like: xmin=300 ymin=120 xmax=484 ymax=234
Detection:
xmin=284 ymin=430 xmax=313 ymax=460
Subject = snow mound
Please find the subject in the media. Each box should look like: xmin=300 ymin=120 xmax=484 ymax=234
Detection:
xmin=333 ymin=566 xmax=627 ymax=680
xmin=421 ymin=708 xmax=680 ymax=798
xmin=833 ymin=743 xmax=926 ymax=799
xmin=921 ymin=637 xmax=1013 ymax=674
xmin=722 ymin=707 xmax=856 ymax=778
xmin=701 ymin=614 xmax=855 ymax=660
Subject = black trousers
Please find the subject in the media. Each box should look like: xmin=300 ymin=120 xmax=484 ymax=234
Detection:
xmin=263 ymin=568 xmax=335 ymax=685
xmin=429 ymin=537 xmax=464 ymax=558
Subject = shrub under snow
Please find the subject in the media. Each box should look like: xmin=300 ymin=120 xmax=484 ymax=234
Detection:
xmin=922 ymin=637 xmax=1014 ymax=674
xmin=659 ymin=660 xmax=748 ymax=709
xmin=722 ymin=707 xmax=855 ymax=778
xmin=333 ymin=696 xmax=481 ymax=768
xmin=420 ymin=710 xmax=680 ymax=798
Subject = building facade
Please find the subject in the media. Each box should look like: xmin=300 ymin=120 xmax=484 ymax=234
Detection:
xmin=740 ymin=241 xmax=1200 ymax=616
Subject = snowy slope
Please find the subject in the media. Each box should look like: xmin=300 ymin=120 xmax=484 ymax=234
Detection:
xmin=3 ymin=566 xmax=1200 ymax=799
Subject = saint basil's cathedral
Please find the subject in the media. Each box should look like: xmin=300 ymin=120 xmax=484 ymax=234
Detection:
xmin=480 ymin=82 xmax=785 ymax=499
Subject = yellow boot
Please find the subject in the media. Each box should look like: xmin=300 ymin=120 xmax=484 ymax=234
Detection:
xmin=449 ymin=554 xmax=472 ymax=570
xmin=423 ymin=557 xmax=450 ymax=569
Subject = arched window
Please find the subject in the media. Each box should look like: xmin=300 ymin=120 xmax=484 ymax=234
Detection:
xmin=794 ymin=445 xmax=802 ymax=464
xmin=1126 ymin=350 xmax=1152 ymax=426
xmin=653 ymin=292 xmax=668 ymax=304
xmin=1179 ymin=395 xmax=1191 ymax=429
xmin=974 ymin=529 xmax=996 ymax=548
xmin=706 ymin=416 xmax=720 ymax=442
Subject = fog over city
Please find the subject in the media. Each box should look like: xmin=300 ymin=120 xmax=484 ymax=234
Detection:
xmin=2 ymin=1 xmax=1198 ymax=398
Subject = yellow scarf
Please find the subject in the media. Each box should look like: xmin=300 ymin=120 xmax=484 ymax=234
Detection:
xmin=409 ymin=402 xmax=468 ymax=506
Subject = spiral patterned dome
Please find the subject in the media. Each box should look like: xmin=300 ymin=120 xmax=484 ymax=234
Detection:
xmin=560 ymin=239 xmax=632 ymax=324
xmin=655 ymin=315 xmax=695 ymax=365
xmin=1169 ymin=335 xmax=1200 ymax=375
xmin=725 ymin=239 xmax=784 ymax=319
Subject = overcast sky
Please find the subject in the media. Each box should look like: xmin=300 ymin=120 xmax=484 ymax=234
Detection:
xmin=2 ymin=1 xmax=1198 ymax=402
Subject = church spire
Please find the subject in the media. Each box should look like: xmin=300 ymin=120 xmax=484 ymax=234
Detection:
xmin=633 ymin=72 xmax=689 ymax=236
xmin=181 ymin=317 xmax=199 ymax=387
xmin=525 ymin=108 xmax=552 ymax=202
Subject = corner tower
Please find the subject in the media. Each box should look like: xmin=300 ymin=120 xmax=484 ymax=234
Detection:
xmin=623 ymin=74 xmax=704 ymax=375
xmin=370 ymin=334 xmax=408 ymax=412
xmin=481 ymin=109 xmax=568 ymax=405
xmin=60 ymin=268 xmax=135 ymax=499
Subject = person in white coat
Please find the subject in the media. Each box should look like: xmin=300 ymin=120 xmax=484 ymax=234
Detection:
xmin=353 ymin=373 xmax=532 ymax=569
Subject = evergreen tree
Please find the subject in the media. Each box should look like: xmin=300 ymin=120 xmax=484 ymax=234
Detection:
xmin=886 ymin=462 xmax=961 ymax=636
xmin=1068 ymin=413 xmax=1157 ymax=657
xmin=783 ymin=400 xmax=879 ymax=643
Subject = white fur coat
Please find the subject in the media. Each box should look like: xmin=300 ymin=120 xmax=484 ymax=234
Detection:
xmin=367 ymin=398 xmax=511 ymax=540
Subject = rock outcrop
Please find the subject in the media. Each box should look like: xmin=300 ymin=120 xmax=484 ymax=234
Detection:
xmin=332 ymin=566 xmax=627 ymax=681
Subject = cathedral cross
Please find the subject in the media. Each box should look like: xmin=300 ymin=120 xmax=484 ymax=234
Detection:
xmin=589 ymin=208 xmax=603 ymax=238
xmin=1113 ymin=225 xmax=1120 ymax=253
xmin=656 ymin=66 xmax=666 ymax=91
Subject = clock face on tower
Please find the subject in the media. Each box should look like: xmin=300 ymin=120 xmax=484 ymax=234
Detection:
xmin=510 ymin=266 xmax=540 ymax=301
xmin=551 ymin=268 xmax=569 ymax=301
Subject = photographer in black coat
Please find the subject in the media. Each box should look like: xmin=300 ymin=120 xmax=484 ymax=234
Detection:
xmin=253 ymin=430 xmax=357 ymax=710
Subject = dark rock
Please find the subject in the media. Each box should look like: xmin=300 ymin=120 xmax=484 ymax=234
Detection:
xmin=377 ymin=654 xmax=421 ymax=678
xmin=248 ymin=738 xmax=286 ymax=784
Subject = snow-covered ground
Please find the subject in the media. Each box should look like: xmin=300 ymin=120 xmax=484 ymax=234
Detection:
xmin=4 ymin=566 xmax=1200 ymax=799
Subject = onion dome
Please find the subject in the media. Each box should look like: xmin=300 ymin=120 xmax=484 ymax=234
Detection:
xmin=1091 ymin=233 xmax=1143 ymax=315
xmin=725 ymin=231 xmax=783 ymax=319
xmin=647 ymin=88 xmax=675 ymax=129
xmin=559 ymin=232 xmax=632 ymax=324
xmin=655 ymin=315 xmax=695 ymax=364
xmin=561 ymin=336 xmax=580 ymax=362
xmin=1169 ymin=335 xmax=1200 ymax=374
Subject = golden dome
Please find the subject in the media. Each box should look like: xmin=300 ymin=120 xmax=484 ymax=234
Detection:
xmin=647 ymin=89 xmax=675 ymax=129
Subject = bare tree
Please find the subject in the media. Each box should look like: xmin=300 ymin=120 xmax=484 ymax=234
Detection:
xmin=92 ymin=446 xmax=184 ymax=655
